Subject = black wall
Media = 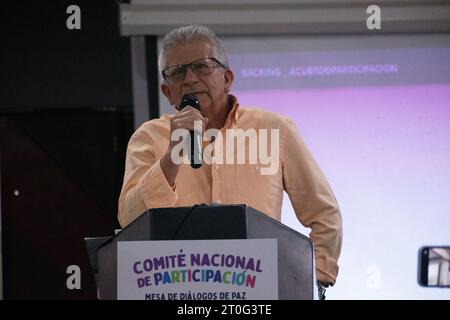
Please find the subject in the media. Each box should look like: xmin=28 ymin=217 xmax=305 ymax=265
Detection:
xmin=1 ymin=0 xmax=132 ymax=109
xmin=0 ymin=1 xmax=136 ymax=299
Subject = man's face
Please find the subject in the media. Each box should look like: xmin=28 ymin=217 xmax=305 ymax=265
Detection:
xmin=161 ymin=40 xmax=233 ymax=114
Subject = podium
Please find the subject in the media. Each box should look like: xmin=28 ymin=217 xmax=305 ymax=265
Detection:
xmin=91 ymin=204 xmax=314 ymax=300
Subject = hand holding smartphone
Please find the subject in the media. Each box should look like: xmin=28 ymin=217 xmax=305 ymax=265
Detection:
xmin=418 ymin=246 xmax=450 ymax=287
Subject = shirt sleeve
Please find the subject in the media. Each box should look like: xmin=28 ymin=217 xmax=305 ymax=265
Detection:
xmin=281 ymin=117 xmax=343 ymax=285
xmin=118 ymin=130 xmax=178 ymax=227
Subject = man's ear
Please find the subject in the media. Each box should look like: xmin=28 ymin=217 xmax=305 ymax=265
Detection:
xmin=223 ymin=69 xmax=234 ymax=93
xmin=161 ymin=82 xmax=177 ymax=106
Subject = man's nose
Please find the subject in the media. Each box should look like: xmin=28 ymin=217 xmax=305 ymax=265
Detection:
xmin=183 ymin=67 xmax=199 ymax=85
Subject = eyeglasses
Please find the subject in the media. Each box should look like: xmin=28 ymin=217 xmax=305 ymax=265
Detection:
xmin=162 ymin=57 xmax=226 ymax=82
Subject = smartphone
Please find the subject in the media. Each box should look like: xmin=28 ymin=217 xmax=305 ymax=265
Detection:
xmin=418 ymin=246 xmax=450 ymax=287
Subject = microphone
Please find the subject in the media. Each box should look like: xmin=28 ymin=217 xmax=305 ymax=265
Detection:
xmin=178 ymin=94 xmax=202 ymax=169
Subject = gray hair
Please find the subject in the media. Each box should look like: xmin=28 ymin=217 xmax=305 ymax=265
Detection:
xmin=158 ymin=24 xmax=230 ymax=75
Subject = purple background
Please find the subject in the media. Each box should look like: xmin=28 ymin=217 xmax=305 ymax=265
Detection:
xmin=222 ymin=34 xmax=450 ymax=299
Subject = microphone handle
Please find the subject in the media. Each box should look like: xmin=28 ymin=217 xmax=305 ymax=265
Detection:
xmin=190 ymin=129 xmax=202 ymax=169
xmin=178 ymin=94 xmax=202 ymax=169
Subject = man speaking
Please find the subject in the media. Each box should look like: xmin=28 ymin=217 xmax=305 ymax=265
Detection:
xmin=118 ymin=24 xmax=342 ymax=298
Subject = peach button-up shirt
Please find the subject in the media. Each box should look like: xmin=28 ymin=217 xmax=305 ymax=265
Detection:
xmin=118 ymin=95 xmax=342 ymax=285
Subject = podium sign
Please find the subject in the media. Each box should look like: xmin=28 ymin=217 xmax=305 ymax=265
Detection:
xmin=117 ymin=239 xmax=278 ymax=300
xmin=95 ymin=205 xmax=314 ymax=300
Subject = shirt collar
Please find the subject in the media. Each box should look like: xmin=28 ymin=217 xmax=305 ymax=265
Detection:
xmin=223 ymin=94 xmax=239 ymax=129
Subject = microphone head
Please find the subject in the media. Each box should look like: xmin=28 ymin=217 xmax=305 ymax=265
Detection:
xmin=179 ymin=94 xmax=200 ymax=111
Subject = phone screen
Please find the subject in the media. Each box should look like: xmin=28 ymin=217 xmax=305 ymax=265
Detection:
xmin=419 ymin=247 xmax=450 ymax=287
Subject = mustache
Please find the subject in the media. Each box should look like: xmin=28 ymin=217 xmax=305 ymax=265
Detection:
xmin=183 ymin=90 xmax=208 ymax=96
